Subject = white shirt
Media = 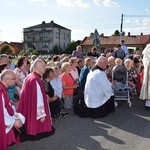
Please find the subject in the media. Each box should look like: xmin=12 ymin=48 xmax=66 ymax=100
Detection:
xmin=2 ymin=96 xmax=25 ymax=134
xmin=70 ymin=68 xmax=79 ymax=81
xmin=50 ymin=76 xmax=62 ymax=99
xmin=121 ymin=45 xmax=128 ymax=55
xmin=36 ymin=81 xmax=46 ymax=120
xmin=84 ymin=69 xmax=113 ymax=108
xmin=2 ymin=95 xmax=15 ymax=134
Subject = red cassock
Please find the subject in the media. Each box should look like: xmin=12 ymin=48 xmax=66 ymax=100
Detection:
xmin=17 ymin=72 xmax=52 ymax=135
xmin=0 ymin=91 xmax=7 ymax=150
xmin=0 ymin=82 xmax=16 ymax=150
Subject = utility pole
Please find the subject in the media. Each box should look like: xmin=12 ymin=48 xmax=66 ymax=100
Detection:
xmin=120 ymin=14 xmax=124 ymax=43
xmin=120 ymin=14 xmax=124 ymax=33
xmin=120 ymin=14 xmax=150 ymax=34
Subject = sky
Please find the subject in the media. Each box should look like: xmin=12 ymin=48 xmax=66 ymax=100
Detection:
xmin=0 ymin=0 xmax=150 ymax=42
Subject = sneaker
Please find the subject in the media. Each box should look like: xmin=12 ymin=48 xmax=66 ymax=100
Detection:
xmin=60 ymin=111 xmax=69 ymax=117
xmin=114 ymin=101 xmax=118 ymax=107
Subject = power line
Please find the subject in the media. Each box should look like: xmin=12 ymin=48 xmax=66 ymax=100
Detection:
xmin=67 ymin=16 xmax=120 ymax=27
xmin=120 ymin=14 xmax=150 ymax=33
xmin=124 ymin=15 xmax=150 ymax=18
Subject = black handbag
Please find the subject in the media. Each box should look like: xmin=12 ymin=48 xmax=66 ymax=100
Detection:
xmin=74 ymin=87 xmax=78 ymax=95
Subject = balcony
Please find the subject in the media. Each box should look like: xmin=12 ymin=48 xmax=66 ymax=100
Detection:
xmin=40 ymin=36 xmax=52 ymax=41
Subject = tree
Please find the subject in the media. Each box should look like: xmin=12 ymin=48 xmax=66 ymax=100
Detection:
xmin=32 ymin=50 xmax=38 ymax=55
xmin=0 ymin=45 xmax=12 ymax=55
xmin=52 ymin=45 xmax=61 ymax=55
xmin=65 ymin=41 xmax=77 ymax=54
xmin=89 ymin=32 xmax=94 ymax=38
xmin=121 ymin=31 xmax=125 ymax=36
xmin=19 ymin=49 xmax=30 ymax=56
xmin=114 ymin=30 xmax=120 ymax=36
xmin=112 ymin=30 xmax=125 ymax=36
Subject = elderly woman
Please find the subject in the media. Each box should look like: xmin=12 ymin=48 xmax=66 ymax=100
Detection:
xmin=69 ymin=57 xmax=79 ymax=81
xmin=72 ymin=45 xmax=83 ymax=58
xmin=61 ymin=62 xmax=78 ymax=109
xmin=115 ymin=58 xmax=123 ymax=66
xmin=79 ymin=57 xmax=93 ymax=91
xmin=42 ymin=67 xmax=61 ymax=118
xmin=14 ymin=56 xmax=28 ymax=94
xmin=124 ymin=58 xmax=137 ymax=96
xmin=106 ymin=56 xmax=115 ymax=81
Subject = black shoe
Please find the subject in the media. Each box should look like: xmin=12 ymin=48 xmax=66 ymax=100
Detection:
xmin=52 ymin=114 xmax=60 ymax=118
xmin=145 ymin=106 xmax=150 ymax=110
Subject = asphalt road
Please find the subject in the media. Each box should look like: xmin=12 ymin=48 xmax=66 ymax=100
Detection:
xmin=8 ymin=96 xmax=150 ymax=150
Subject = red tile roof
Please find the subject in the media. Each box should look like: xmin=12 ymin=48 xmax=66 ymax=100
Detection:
xmin=80 ymin=35 xmax=150 ymax=46
xmin=10 ymin=42 xmax=23 ymax=50
xmin=0 ymin=41 xmax=6 ymax=45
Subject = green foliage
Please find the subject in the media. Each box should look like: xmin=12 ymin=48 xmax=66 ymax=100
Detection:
xmin=89 ymin=32 xmax=94 ymax=38
xmin=19 ymin=49 xmax=39 ymax=56
xmin=52 ymin=45 xmax=62 ymax=55
xmin=112 ymin=30 xmax=125 ymax=36
xmin=121 ymin=31 xmax=125 ymax=36
xmin=19 ymin=50 xmax=26 ymax=55
xmin=114 ymin=30 xmax=120 ymax=36
xmin=65 ymin=41 xmax=77 ymax=54
xmin=0 ymin=45 xmax=12 ymax=55
xmin=32 ymin=50 xmax=38 ymax=55
xmin=38 ymin=50 xmax=48 ymax=55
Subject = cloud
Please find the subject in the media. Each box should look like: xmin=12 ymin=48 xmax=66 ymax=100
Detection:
xmin=142 ymin=18 xmax=150 ymax=27
xmin=124 ymin=17 xmax=150 ymax=35
xmin=56 ymin=0 xmax=89 ymax=8
xmin=93 ymin=0 xmax=120 ymax=8
xmin=125 ymin=18 xmax=140 ymax=25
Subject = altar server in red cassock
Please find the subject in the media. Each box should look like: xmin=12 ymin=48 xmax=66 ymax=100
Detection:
xmin=17 ymin=59 xmax=54 ymax=139
xmin=0 ymin=69 xmax=24 ymax=150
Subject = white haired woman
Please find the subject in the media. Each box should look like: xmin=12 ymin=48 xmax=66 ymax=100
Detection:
xmin=61 ymin=62 xmax=78 ymax=109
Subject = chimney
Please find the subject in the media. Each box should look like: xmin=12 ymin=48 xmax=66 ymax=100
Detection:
xmin=42 ymin=21 xmax=45 ymax=24
xmin=141 ymin=32 xmax=143 ymax=36
xmin=128 ymin=32 xmax=130 ymax=36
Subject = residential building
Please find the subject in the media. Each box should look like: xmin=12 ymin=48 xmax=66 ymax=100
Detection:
xmin=23 ymin=21 xmax=71 ymax=53
xmin=0 ymin=41 xmax=23 ymax=55
xmin=80 ymin=32 xmax=150 ymax=54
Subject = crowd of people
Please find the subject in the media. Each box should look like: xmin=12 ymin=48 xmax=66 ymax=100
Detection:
xmin=0 ymin=41 xmax=149 ymax=149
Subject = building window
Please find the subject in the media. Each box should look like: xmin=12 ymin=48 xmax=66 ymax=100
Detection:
xmin=28 ymin=42 xmax=33 ymax=48
xmin=64 ymin=33 xmax=65 ymax=39
xmin=56 ymin=32 xmax=59 ymax=38
xmin=40 ymin=32 xmax=48 ymax=39
xmin=68 ymin=34 xmax=70 ymax=38
xmin=63 ymin=43 xmax=65 ymax=49
xmin=42 ymin=42 xmax=48 ymax=48
xmin=27 ymin=33 xmax=33 ymax=39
